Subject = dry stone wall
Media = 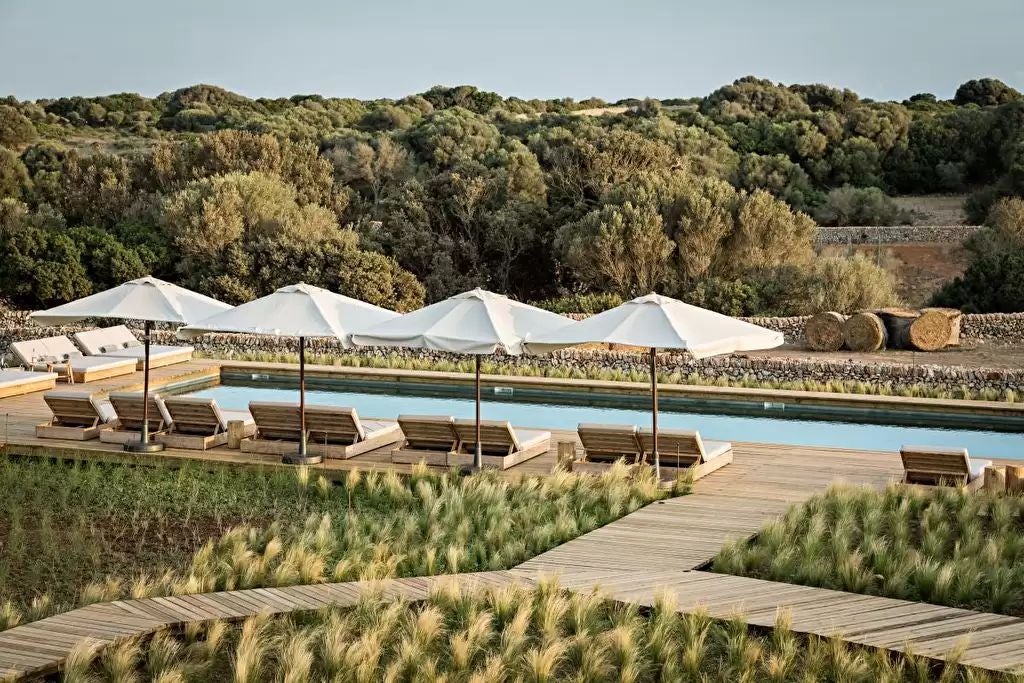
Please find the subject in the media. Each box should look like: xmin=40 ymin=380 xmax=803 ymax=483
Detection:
xmin=816 ymin=225 xmax=983 ymax=245
xmin=2 ymin=303 xmax=1023 ymax=394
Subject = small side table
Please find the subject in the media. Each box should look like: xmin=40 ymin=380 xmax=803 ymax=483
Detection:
xmin=46 ymin=362 xmax=74 ymax=385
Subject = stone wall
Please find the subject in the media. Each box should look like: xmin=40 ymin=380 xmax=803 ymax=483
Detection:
xmin=816 ymin=225 xmax=983 ymax=245
xmin=2 ymin=302 xmax=1023 ymax=394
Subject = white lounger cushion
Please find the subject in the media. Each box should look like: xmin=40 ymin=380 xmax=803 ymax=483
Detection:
xmin=0 ymin=369 xmax=58 ymax=390
xmin=514 ymin=428 xmax=551 ymax=452
xmin=222 ymin=409 xmax=255 ymax=427
xmin=11 ymin=336 xmax=84 ymax=366
xmin=970 ymin=458 xmax=993 ymax=480
xmin=74 ymin=326 xmax=192 ymax=360
xmin=701 ymin=440 xmax=732 ymax=461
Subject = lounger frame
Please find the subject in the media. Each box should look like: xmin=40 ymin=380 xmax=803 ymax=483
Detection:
xmin=158 ymin=397 xmax=255 ymax=451
xmin=99 ymin=393 xmax=172 ymax=445
xmin=391 ymin=415 xmax=459 ymax=466
xmin=638 ymin=428 xmax=734 ymax=482
xmin=35 ymin=391 xmax=116 ymax=440
xmin=447 ymin=419 xmax=550 ymax=470
xmin=900 ymin=446 xmax=986 ymax=490
xmin=240 ymin=402 xmax=401 ymax=459
xmin=0 ymin=371 xmax=57 ymax=399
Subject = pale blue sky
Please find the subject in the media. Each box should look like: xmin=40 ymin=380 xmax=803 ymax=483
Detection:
xmin=2 ymin=0 xmax=1021 ymax=102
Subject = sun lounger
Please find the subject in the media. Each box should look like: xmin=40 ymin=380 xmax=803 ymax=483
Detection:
xmin=900 ymin=445 xmax=992 ymax=490
xmin=10 ymin=336 xmax=136 ymax=383
xmin=159 ymin=396 xmax=255 ymax=450
xmin=638 ymin=427 xmax=733 ymax=480
xmin=35 ymin=390 xmax=116 ymax=440
xmin=99 ymin=391 xmax=173 ymax=445
xmin=304 ymin=405 xmax=402 ymax=459
xmin=241 ymin=402 xmax=400 ymax=458
xmin=391 ymin=415 xmax=459 ymax=466
xmin=577 ymin=424 xmax=643 ymax=464
xmin=447 ymin=419 xmax=551 ymax=470
xmin=74 ymin=325 xmax=193 ymax=370
xmin=0 ymin=368 xmax=57 ymax=399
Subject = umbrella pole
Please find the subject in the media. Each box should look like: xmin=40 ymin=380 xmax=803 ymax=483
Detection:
xmin=285 ymin=336 xmax=321 ymax=466
xmin=475 ymin=354 xmax=482 ymax=471
xmin=650 ymin=346 xmax=659 ymax=481
xmin=127 ymin=320 xmax=164 ymax=453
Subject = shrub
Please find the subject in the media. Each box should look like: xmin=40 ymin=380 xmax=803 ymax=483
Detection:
xmin=813 ymin=185 xmax=912 ymax=226
xmin=533 ymin=292 xmax=623 ymax=315
xmin=681 ymin=277 xmax=761 ymax=316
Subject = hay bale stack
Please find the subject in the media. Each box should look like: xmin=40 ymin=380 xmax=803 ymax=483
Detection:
xmin=875 ymin=308 xmax=918 ymax=350
xmin=843 ymin=312 xmax=887 ymax=352
xmin=908 ymin=309 xmax=955 ymax=351
xmin=920 ymin=307 xmax=962 ymax=347
xmin=805 ymin=312 xmax=847 ymax=351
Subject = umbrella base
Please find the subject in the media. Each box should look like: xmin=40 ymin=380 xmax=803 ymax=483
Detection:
xmin=125 ymin=440 xmax=165 ymax=453
xmin=282 ymin=454 xmax=323 ymax=466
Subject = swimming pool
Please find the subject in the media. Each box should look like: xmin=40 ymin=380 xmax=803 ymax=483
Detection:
xmin=185 ymin=377 xmax=1024 ymax=460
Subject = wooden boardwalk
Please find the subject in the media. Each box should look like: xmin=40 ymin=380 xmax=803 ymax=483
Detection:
xmin=0 ymin=572 xmax=531 ymax=680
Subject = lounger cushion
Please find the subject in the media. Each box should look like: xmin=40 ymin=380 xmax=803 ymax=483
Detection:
xmin=222 ymin=409 xmax=255 ymax=426
xmin=701 ymin=440 xmax=732 ymax=461
xmin=74 ymin=326 xmax=141 ymax=355
xmin=11 ymin=336 xmax=81 ymax=367
xmin=514 ymin=428 xmax=551 ymax=452
xmin=91 ymin=345 xmax=194 ymax=361
xmin=0 ymin=369 xmax=58 ymax=390
xmin=969 ymin=459 xmax=992 ymax=480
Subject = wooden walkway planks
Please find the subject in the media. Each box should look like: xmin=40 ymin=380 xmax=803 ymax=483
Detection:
xmin=549 ymin=569 xmax=1024 ymax=673
xmin=0 ymin=571 xmax=532 ymax=680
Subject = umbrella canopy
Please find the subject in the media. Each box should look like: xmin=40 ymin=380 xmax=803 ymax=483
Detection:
xmin=351 ymin=288 xmax=571 ymax=355
xmin=28 ymin=276 xmax=232 ymax=454
xmin=525 ymin=293 xmax=784 ymax=479
xmin=352 ymin=288 xmax=573 ymax=470
xmin=178 ymin=283 xmax=399 ymax=466
xmin=28 ymin=276 xmax=230 ymax=326
xmin=524 ymin=293 xmax=784 ymax=357
xmin=178 ymin=282 xmax=397 ymax=343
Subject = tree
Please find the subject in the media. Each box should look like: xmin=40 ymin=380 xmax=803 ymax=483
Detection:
xmin=0 ymin=148 xmax=30 ymax=198
xmin=813 ymin=186 xmax=911 ymax=226
xmin=953 ymin=78 xmax=1022 ymax=107
xmin=555 ymin=201 xmax=675 ymax=296
xmin=0 ymin=105 xmax=37 ymax=147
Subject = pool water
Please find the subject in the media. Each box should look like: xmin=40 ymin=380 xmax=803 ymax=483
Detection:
xmin=188 ymin=381 xmax=1024 ymax=460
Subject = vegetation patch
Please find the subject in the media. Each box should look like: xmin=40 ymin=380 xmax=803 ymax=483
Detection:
xmin=204 ymin=349 xmax=1023 ymax=403
xmin=61 ymin=579 xmax=1007 ymax=682
xmin=714 ymin=485 xmax=1024 ymax=617
xmin=0 ymin=458 xmax=662 ymax=627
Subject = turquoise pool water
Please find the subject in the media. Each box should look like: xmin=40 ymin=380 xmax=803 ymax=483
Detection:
xmin=188 ymin=380 xmax=1024 ymax=460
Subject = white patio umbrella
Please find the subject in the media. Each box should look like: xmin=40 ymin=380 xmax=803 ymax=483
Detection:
xmin=177 ymin=283 xmax=398 ymax=465
xmin=525 ymin=293 xmax=784 ymax=477
xmin=351 ymin=288 xmax=573 ymax=469
xmin=28 ymin=276 xmax=232 ymax=453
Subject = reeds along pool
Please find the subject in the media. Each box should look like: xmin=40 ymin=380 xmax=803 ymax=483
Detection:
xmin=166 ymin=372 xmax=1024 ymax=461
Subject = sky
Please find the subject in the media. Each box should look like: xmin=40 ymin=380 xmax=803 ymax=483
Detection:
xmin=1 ymin=0 xmax=1022 ymax=103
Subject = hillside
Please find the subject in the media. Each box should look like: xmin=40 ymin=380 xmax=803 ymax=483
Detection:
xmin=1 ymin=77 xmax=1023 ymax=315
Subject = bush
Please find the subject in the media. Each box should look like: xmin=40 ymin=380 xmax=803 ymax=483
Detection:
xmin=813 ymin=185 xmax=911 ymax=226
xmin=932 ymin=248 xmax=1024 ymax=312
xmin=0 ymin=104 xmax=37 ymax=146
xmin=748 ymin=254 xmax=899 ymax=315
xmin=681 ymin=277 xmax=761 ymax=316
xmin=533 ymin=292 xmax=623 ymax=315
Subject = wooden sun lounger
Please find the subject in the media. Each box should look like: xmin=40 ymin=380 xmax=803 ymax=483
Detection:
xmin=73 ymin=325 xmax=193 ymax=370
xmin=448 ymin=419 xmax=551 ymax=470
xmin=241 ymin=402 xmax=401 ymax=459
xmin=0 ymin=369 xmax=57 ymax=399
xmin=391 ymin=415 xmax=459 ymax=466
xmin=304 ymin=405 xmax=402 ymax=459
xmin=99 ymin=392 xmax=173 ymax=445
xmin=159 ymin=396 xmax=255 ymax=450
xmin=10 ymin=336 xmax=136 ymax=383
xmin=577 ymin=424 xmax=643 ymax=463
xmin=35 ymin=390 xmax=117 ymax=440
xmin=638 ymin=427 xmax=733 ymax=481
xmin=900 ymin=445 xmax=991 ymax=490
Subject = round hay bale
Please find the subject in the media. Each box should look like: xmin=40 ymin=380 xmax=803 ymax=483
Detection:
xmin=805 ymin=312 xmax=847 ymax=351
xmin=909 ymin=309 xmax=954 ymax=351
xmin=875 ymin=308 xmax=918 ymax=350
xmin=843 ymin=312 xmax=887 ymax=352
xmin=920 ymin=307 xmax=962 ymax=347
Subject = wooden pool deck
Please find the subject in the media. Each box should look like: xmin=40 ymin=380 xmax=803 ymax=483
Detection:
xmin=2 ymin=359 xmax=1024 ymax=678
